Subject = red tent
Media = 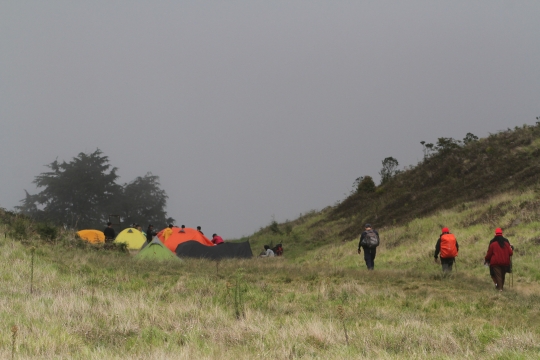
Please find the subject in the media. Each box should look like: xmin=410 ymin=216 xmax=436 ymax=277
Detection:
xmin=157 ymin=227 xmax=214 ymax=252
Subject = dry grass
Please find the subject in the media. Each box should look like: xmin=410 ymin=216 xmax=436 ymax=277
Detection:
xmin=2 ymin=189 xmax=540 ymax=359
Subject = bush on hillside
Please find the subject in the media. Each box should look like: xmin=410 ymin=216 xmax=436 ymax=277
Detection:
xmin=333 ymin=123 xmax=540 ymax=239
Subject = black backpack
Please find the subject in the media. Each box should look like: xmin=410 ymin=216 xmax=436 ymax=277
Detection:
xmin=361 ymin=229 xmax=380 ymax=248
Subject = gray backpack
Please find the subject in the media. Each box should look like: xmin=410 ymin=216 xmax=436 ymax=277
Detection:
xmin=361 ymin=229 xmax=380 ymax=248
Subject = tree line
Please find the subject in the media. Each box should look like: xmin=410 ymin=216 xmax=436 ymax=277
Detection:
xmin=353 ymin=133 xmax=479 ymax=193
xmin=17 ymin=149 xmax=174 ymax=230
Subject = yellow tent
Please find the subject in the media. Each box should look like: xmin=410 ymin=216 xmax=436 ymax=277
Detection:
xmin=114 ymin=228 xmax=146 ymax=250
xmin=77 ymin=229 xmax=105 ymax=244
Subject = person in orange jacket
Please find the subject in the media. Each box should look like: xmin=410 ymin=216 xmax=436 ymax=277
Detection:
xmin=485 ymin=228 xmax=513 ymax=291
xmin=434 ymin=227 xmax=459 ymax=272
xmin=163 ymin=224 xmax=174 ymax=241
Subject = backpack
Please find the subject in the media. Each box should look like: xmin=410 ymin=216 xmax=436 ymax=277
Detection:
xmin=272 ymin=244 xmax=283 ymax=256
xmin=361 ymin=230 xmax=379 ymax=248
xmin=440 ymin=234 xmax=458 ymax=258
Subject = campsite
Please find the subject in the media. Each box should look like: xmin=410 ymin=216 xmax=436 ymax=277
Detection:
xmin=2 ymin=125 xmax=540 ymax=358
xmin=2 ymin=2 xmax=540 ymax=358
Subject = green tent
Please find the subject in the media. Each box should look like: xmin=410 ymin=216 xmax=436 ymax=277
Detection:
xmin=135 ymin=237 xmax=180 ymax=261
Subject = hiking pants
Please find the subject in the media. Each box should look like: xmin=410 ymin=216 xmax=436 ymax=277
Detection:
xmin=491 ymin=266 xmax=509 ymax=290
xmin=362 ymin=246 xmax=376 ymax=270
xmin=441 ymin=257 xmax=454 ymax=272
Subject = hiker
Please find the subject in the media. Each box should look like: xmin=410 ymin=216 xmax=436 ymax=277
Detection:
xmin=484 ymin=228 xmax=513 ymax=291
xmin=434 ymin=227 xmax=459 ymax=272
xmin=358 ymin=223 xmax=380 ymax=270
xmin=103 ymin=222 xmax=116 ymax=242
xmin=180 ymin=225 xmax=186 ymax=233
xmin=211 ymin=233 xmax=224 ymax=245
xmin=146 ymin=224 xmax=155 ymax=243
xmin=163 ymin=224 xmax=174 ymax=241
xmin=259 ymin=245 xmax=275 ymax=257
xmin=197 ymin=226 xmax=204 ymax=235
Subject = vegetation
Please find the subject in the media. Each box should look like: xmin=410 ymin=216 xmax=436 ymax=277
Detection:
xmin=333 ymin=124 xmax=540 ymax=239
xmin=1 ymin=124 xmax=540 ymax=358
xmin=16 ymin=149 xmax=173 ymax=230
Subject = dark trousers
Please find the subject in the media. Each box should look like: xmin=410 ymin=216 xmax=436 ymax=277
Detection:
xmin=362 ymin=246 xmax=376 ymax=270
xmin=441 ymin=257 xmax=455 ymax=272
xmin=491 ymin=266 xmax=509 ymax=290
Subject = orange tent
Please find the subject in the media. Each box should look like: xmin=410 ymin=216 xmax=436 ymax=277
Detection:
xmin=157 ymin=227 xmax=214 ymax=252
xmin=77 ymin=229 xmax=105 ymax=244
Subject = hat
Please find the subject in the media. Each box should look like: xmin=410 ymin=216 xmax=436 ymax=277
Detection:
xmin=442 ymin=227 xmax=449 ymax=233
xmin=495 ymin=228 xmax=503 ymax=236
xmin=364 ymin=223 xmax=372 ymax=228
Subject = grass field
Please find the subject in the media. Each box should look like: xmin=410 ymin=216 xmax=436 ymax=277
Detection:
xmin=2 ymin=190 xmax=540 ymax=359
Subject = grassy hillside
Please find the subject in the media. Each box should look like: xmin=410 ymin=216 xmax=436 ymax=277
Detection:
xmin=2 ymin=186 xmax=540 ymax=358
xmin=2 ymin=125 xmax=540 ymax=359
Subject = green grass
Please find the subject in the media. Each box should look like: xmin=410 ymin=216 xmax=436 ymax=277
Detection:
xmin=2 ymin=188 xmax=540 ymax=359
xmin=3 ymin=169 xmax=540 ymax=359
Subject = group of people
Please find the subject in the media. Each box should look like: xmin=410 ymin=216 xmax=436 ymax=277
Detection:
xmin=161 ymin=224 xmax=224 ymax=245
xmin=357 ymin=224 xmax=514 ymax=291
xmin=259 ymin=244 xmax=284 ymax=257
xmin=104 ymin=222 xmax=225 ymax=246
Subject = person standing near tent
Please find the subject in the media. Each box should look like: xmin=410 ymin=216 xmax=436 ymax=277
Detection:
xmin=146 ymin=224 xmax=155 ymax=243
xmin=358 ymin=224 xmax=380 ymax=270
xmin=197 ymin=226 xmax=204 ymax=235
xmin=180 ymin=225 xmax=186 ymax=233
xmin=104 ymin=222 xmax=116 ymax=243
xmin=485 ymin=228 xmax=513 ymax=291
xmin=211 ymin=233 xmax=224 ymax=245
xmin=163 ymin=224 xmax=174 ymax=241
xmin=434 ymin=227 xmax=459 ymax=272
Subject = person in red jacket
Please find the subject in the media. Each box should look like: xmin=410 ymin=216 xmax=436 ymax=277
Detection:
xmin=211 ymin=233 xmax=224 ymax=245
xmin=485 ymin=228 xmax=513 ymax=291
xmin=434 ymin=227 xmax=459 ymax=272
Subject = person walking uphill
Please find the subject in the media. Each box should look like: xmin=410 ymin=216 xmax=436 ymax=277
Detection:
xmin=485 ymin=228 xmax=513 ymax=291
xmin=434 ymin=227 xmax=459 ymax=272
xmin=358 ymin=224 xmax=380 ymax=270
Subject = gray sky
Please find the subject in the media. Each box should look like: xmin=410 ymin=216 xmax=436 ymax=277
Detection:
xmin=1 ymin=1 xmax=539 ymax=238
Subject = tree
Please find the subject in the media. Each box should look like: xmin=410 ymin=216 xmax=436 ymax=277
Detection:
xmin=420 ymin=141 xmax=435 ymax=158
xmin=379 ymin=157 xmax=399 ymax=185
xmin=17 ymin=149 xmax=173 ymax=230
xmin=463 ymin=132 xmax=479 ymax=145
xmin=354 ymin=176 xmax=376 ymax=193
xmin=435 ymin=137 xmax=461 ymax=154
xmin=118 ymin=173 xmax=174 ymax=229
xmin=17 ymin=149 xmax=121 ymax=229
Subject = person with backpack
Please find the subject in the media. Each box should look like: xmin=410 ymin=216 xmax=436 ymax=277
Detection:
xmin=485 ymin=227 xmax=513 ymax=291
xmin=358 ymin=224 xmax=380 ymax=270
xmin=434 ymin=227 xmax=459 ymax=272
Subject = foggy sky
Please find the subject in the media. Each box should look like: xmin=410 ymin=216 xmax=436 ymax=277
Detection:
xmin=1 ymin=1 xmax=539 ymax=238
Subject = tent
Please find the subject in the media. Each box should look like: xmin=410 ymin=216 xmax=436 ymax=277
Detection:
xmin=175 ymin=240 xmax=253 ymax=260
xmin=114 ymin=228 xmax=146 ymax=250
xmin=136 ymin=237 xmax=180 ymax=261
xmin=157 ymin=227 xmax=214 ymax=252
xmin=77 ymin=229 xmax=105 ymax=244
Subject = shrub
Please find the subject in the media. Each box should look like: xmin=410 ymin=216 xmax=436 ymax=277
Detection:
xmin=36 ymin=223 xmax=58 ymax=242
